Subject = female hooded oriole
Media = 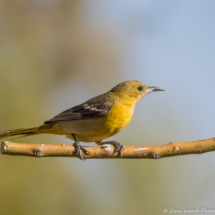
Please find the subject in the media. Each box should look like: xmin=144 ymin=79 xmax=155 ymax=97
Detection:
xmin=0 ymin=80 xmax=164 ymax=160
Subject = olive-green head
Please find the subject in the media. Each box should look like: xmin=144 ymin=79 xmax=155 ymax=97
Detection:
xmin=110 ymin=80 xmax=164 ymax=104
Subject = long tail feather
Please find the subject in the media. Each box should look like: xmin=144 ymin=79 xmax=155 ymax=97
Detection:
xmin=0 ymin=126 xmax=40 ymax=139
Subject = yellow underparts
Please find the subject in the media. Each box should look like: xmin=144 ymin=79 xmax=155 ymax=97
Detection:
xmin=45 ymin=100 xmax=135 ymax=144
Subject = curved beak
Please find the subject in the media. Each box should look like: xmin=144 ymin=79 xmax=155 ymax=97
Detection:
xmin=146 ymin=86 xmax=164 ymax=94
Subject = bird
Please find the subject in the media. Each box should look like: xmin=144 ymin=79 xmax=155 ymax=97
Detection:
xmin=0 ymin=80 xmax=164 ymax=160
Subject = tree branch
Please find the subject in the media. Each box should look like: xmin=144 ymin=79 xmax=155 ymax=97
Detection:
xmin=1 ymin=137 xmax=215 ymax=160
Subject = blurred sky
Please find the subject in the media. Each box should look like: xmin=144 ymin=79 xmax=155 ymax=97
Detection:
xmin=1 ymin=1 xmax=215 ymax=215
xmin=86 ymin=0 xmax=215 ymax=140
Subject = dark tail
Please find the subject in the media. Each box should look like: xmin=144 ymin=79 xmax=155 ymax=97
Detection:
xmin=0 ymin=126 xmax=40 ymax=139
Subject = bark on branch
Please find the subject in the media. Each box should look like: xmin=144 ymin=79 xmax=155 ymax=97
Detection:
xmin=1 ymin=137 xmax=215 ymax=160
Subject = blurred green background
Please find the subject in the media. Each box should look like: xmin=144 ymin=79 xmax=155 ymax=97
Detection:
xmin=1 ymin=1 xmax=215 ymax=214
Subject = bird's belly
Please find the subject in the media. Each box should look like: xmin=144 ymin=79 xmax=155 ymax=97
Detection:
xmin=53 ymin=118 xmax=113 ymax=142
xmin=50 ymin=102 xmax=134 ymax=143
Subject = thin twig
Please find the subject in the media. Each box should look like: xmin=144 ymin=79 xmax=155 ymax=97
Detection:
xmin=1 ymin=137 xmax=215 ymax=160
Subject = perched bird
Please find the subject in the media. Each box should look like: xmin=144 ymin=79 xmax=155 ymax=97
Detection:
xmin=0 ymin=80 xmax=164 ymax=160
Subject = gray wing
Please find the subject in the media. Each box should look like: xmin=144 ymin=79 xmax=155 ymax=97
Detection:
xmin=44 ymin=95 xmax=113 ymax=124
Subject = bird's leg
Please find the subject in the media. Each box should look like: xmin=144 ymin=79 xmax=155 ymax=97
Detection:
xmin=99 ymin=141 xmax=124 ymax=157
xmin=72 ymin=134 xmax=89 ymax=160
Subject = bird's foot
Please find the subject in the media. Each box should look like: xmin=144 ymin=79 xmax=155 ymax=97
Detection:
xmin=101 ymin=141 xmax=124 ymax=157
xmin=73 ymin=141 xmax=90 ymax=160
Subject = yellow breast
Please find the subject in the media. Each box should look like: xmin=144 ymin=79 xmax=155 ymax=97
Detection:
xmin=104 ymin=100 xmax=135 ymax=136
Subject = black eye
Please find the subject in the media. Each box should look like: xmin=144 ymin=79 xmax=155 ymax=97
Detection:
xmin=137 ymin=86 xmax=143 ymax=91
